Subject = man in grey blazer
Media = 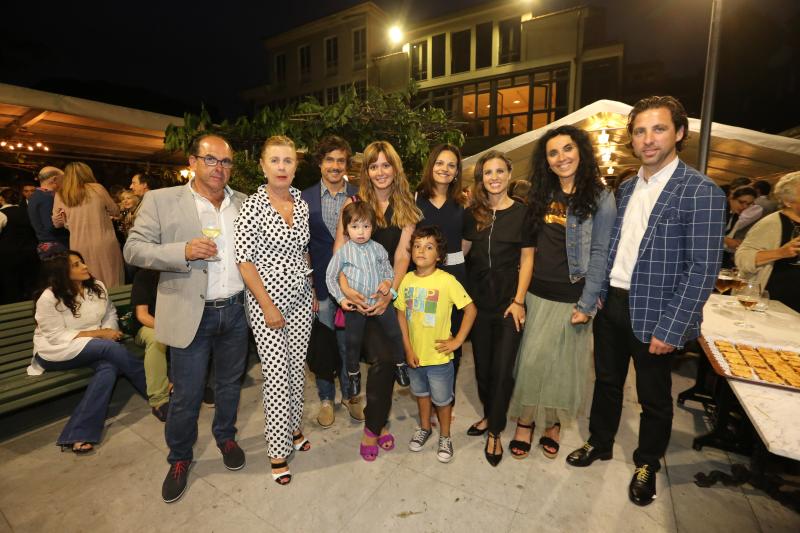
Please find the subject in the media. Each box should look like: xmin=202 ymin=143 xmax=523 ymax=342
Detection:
xmin=125 ymin=134 xmax=249 ymax=503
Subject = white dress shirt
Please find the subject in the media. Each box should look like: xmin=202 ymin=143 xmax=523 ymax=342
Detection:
xmin=609 ymin=156 xmax=680 ymax=290
xmin=28 ymin=281 xmax=117 ymax=375
xmin=188 ymin=180 xmax=245 ymax=300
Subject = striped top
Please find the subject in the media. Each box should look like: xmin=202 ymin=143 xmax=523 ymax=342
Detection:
xmin=320 ymin=183 xmax=349 ymax=238
xmin=326 ymin=239 xmax=394 ymax=306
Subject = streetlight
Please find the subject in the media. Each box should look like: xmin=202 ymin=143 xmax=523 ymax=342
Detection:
xmin=388 ymin=26 xmax=403 ymax=45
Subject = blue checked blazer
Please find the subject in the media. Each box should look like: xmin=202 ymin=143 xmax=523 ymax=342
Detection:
xmin=600 ymin=160 xmax=726 ymax=348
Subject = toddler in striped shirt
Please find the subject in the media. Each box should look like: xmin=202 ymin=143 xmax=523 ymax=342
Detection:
xmin=326 ymin=202 xmax=409 ymax=396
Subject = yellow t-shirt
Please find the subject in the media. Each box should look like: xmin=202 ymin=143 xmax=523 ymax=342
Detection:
xmin=394 ymin=269 xmax=472 ymax=366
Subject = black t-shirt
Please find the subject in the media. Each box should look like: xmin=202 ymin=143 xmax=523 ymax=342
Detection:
xmin=765 ymin=213 xmax=800 ymax=312
xmin=529 ymin=190 xmax=585 ymax=303
xmin=416 ymin=194 xmax=466 ymax=284
xmin=463 ymin=201 xmax=532 ymax=311
xmin=372 ymin=203 xmax=402 ymax=265
xmin=130 ymin=269 xmax=160 ymax=325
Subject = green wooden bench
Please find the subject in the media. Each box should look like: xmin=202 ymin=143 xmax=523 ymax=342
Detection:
xmin=0 ymin=284 xmax=142 ymax=416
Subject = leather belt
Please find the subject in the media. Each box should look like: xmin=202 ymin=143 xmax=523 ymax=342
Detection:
xmin=205 ymin=291 xmax=244 ymax=308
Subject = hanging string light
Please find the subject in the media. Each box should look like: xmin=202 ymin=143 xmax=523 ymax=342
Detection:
xmin=1 ymin=139 xmax=51 ymax=152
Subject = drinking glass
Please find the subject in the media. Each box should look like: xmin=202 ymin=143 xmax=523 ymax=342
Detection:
xmin=754 ymin=290 xmax=770 ymax=313
xmin=732 ymin=279 xmax=761 ymax=328
xmin=792 ymin=226 xmax=800 ymax=265
xmin=715 ymin=268 xmax=736 ymax=294
xmin=200 ymin=212 xmax=221 ymax=262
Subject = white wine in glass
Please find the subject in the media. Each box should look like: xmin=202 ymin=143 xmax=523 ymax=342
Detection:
xmin=200 ymin=212 xmax=221 ymax=262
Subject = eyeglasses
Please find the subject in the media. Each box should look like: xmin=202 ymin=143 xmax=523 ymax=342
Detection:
xmin=194 ymin=154 xmax=234 ymax=169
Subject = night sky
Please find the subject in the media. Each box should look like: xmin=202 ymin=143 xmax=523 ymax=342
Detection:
xmin=2 ymin=0 xmax=798 ymax=133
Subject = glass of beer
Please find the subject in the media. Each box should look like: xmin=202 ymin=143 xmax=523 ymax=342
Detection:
xmin=715 ymin=268 xmax=736 ymax=294
xmin=732 ymin=279 xmax=761 ymax=328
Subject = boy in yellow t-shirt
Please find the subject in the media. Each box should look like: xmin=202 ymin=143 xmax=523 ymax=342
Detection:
xmin=396 ymin=227 xmax=476 ymax=463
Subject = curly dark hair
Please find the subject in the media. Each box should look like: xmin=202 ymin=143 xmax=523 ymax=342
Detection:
xmin=417 ymin=144 xmax=464 ymax=206
xmin=34 ymin=251 xmax=106 ymax=318
xmin=411 ymin=225 xmax=448 ymax=266
xmin=527 ymin=125 xmax=603 ymax=235
xmin=627 ymin=95 xmax=689 ymax=152
xmin=314 ymin=135 xmax=352 ymax=166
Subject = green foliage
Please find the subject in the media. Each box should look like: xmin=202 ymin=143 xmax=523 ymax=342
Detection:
xmin=164 ymin=82 xmax=464 ymax=194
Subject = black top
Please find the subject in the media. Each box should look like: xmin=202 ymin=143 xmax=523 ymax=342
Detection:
xmin=463 ymin=201 xmax=532 ymax=312
xmin=372 ymin=203 xmax=402 ymax=265
xmin=0 ymin=205 xmax=37 ymax=257
xmin=131 ymin=269 xmax=160 ymax=327
xmin=765 ymin=213 xmax=800 ymax=313
xmin=529 ymin=190 xmax=584 ymax=303
xmin=416 ymin=194 xmax=466 ymax=284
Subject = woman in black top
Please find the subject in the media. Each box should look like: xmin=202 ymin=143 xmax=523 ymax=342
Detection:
xmin=416 ymin=144 xmax=467 ymax=392
xmin=463 ymin=150 xmax=534 ymax=466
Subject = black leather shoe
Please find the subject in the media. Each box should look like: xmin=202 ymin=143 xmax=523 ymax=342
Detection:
xmin=629 ymin=465 xmax=657 ymax=506
xmin=395 ymin=363 xmax=410 ymax=387
xmin=566 ymin=442 xmax=613 ymax=467
xmin=467 ymin=420 xmax=488 ymax=436
xmin=484 ymin=432 xmax=503 ymax=467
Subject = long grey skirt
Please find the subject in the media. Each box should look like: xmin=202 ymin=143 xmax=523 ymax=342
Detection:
xmin=508 ymin=292 xmax=593 ymax=425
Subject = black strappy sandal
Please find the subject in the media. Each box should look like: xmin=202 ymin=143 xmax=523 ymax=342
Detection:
xmin=539 ymin=423 xmax=561 ymax=459
xmin=485 ymin=432 xmax=503 ymax=467
xmin=292 ymin=432 xmax=311 ymax=452
xmin=509 ymin=422 xmax=534 ymax=460
xmin=60 ymin=442 xmax=94 ymax=455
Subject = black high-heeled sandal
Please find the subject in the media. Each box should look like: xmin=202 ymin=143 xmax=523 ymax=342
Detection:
xmin=292 ymin=432 xmax=311 ymax=452
xmin=510 ymin=422 xmax=534 ymax=460
xmin=485 ymin=432 xmax=503 ymax=467
xmin=539 ymin=423 xmax=561 ymax=459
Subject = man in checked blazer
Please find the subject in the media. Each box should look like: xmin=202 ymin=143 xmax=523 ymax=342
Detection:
xmin=566 ymin=96 xmax=726 ymax=506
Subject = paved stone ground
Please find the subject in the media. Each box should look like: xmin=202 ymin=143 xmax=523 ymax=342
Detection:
xmin=1 ymin=344 xmax=798 ymax=533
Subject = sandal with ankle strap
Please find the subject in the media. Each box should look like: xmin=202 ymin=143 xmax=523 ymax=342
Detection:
xmin=510 ymin=422 xmax=535 ymax=460
xmin=539 ymin=423 xmax=561 ymax=459
xmin=271 ymin=460 xmax=292 ymax=485
xmin=292 ymin=432 xmax=311 ymax=452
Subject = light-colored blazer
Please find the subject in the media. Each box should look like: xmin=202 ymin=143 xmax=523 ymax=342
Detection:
xmin=735 ymin=211 xmax=782 ymax=290
xmin=123 ymin=183 xmax=246 ymax=348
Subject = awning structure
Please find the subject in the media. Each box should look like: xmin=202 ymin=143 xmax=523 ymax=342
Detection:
xmin=0 ymin=83 xmax=185 ymax=172
xmin=463 ymin=99 xmax=800 ymax=187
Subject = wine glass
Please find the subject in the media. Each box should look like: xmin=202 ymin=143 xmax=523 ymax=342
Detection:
xmin=792 ymin=226 xmax=800 ymax=265
xmin=200 ymin=211 xmax=221 ymax=262
xmin=732 ymin=279 xmax=761 ymax=328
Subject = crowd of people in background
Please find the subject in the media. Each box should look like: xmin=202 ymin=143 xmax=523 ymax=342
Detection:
xmin=7 ymin=93 xmax=800 ymax=508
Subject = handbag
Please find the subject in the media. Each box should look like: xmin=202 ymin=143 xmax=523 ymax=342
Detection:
xmin=306 ymin=316 xmax=341 ymax=382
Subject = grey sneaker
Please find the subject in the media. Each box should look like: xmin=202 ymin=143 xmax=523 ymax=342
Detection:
xmin=408 ymin=427 xmax=433 ymax=452
xmin=437 ymin=435 xmax=454 ymax=463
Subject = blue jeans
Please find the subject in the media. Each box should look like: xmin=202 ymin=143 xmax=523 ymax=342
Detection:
xmin=314 ymin=297 xmax=350 ymax=402
xmin=166 ymin=301 xmax=248 ymax=463
xmin=36 ymin=339 xmax=147 ymax=445
xmin=409 ymin=361 xmax=455 ymax=406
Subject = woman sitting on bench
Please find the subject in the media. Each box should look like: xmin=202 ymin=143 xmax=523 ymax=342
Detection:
xmin=28 ymin=250 xmax=147 ymax=454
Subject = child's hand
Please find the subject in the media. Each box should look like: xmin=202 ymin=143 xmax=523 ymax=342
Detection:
xmin=406 ymin=350 xmax=420 ymax=368
xmin=376 ymin=279 xmax=392 ymax=296
xmin=435 ymin=336 xmax=463 ymax=354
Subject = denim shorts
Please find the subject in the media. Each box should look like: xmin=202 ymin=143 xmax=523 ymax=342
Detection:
xmin=408 ymin=361 xmax=454 ymax=406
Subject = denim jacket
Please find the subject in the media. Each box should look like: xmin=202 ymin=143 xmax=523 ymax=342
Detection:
xmin=566 ymin=188 xmax=616 ymax=316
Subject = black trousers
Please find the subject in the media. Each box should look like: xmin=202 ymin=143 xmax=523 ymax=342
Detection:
xmin=363 ymin=320 xmax=399 ymax=436
xmin=471 ymin=309 xmax=522 ymax=434
xmin=344 ymin=309 xmax=404 ymax=374
xmin=588 ymin=288 xmax=674 ymax=471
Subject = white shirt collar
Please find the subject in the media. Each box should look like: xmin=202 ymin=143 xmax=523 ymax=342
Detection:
xmin=636 ymin=155 xmax=679 ymax=185
xmin=186 ymin=178 xmax=233 ymax=201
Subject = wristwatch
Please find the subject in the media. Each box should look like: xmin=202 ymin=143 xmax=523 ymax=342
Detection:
xmin=390 ymin=288 xmax=398 ymax=301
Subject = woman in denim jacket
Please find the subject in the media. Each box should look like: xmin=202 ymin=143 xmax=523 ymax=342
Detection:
xmin=508 ymin=125 xmax=616 ymax=460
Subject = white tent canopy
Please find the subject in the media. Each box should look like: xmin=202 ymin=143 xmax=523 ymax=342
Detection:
xmin=0 ymin=83 xmax=184 ymax=169
xmin=462 ymin=99 xmax=800 ymax=187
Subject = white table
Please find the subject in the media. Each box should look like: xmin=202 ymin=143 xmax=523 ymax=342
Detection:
xmin=701 ymin=293 xmax=800 ymax=460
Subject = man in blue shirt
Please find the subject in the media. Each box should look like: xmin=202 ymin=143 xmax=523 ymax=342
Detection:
xmin=301 ymin=136 xmax=360 ymax=426
xmin=566 ymin=96 xmax=726 ymax=506
xmin=27 ymin=166 xmax=69 ymax=259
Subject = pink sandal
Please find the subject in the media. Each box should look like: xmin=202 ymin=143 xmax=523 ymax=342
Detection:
xmin=378 ymin=432 xmax=395 ymax=451
xmin=360 ymin=428 xmax=379 ymax=462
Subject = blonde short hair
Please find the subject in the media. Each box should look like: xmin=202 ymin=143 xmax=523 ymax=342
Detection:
xmin=773 ymin=171 xmax=800 ymax=208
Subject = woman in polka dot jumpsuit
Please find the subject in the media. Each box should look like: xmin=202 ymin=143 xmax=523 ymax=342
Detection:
xmin=235 ymin=136 xmax=314 ymax=485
